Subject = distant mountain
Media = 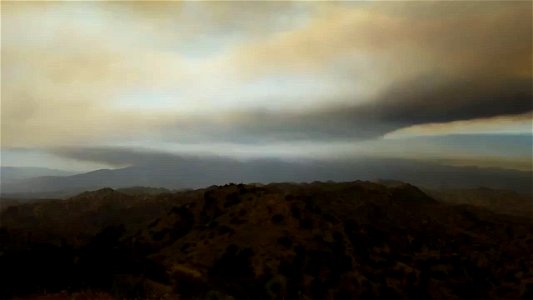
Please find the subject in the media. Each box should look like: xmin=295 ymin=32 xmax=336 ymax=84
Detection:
xmin=1 ymin=181 xmax=532 ymax=299
xmin=427 ymin=187 xmax=533 ymax=217
xmin=0 ymin=166 xmax=76 ymax=183
xmin=1 ymin=158 xmax=531 ymax=198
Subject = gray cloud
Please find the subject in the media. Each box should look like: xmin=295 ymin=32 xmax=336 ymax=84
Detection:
xmin=165 ymin=75 xmax=532 ymax=143
xmin=366 ymin=75 xmax=532 ymax=126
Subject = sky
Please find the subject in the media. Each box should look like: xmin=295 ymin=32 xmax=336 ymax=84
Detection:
xmin=1 ymin=0 xmax=532 ymax=172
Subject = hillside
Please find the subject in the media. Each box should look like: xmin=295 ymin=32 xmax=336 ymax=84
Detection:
xmin=1 ymin=181 xmax=532 ymax=299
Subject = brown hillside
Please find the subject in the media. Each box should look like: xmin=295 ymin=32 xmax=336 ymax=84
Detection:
xmin=1 ymin=181 xmax=532 ymax=299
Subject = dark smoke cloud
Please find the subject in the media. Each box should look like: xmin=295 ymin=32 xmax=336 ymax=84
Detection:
xmin=166 ymin=75 xmax=532 ymax=143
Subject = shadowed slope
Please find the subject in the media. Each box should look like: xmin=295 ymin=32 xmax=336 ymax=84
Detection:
xmin=1 ymin=181 xmax=532 ymax=299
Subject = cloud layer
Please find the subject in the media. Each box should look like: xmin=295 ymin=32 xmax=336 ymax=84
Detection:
xmin=1 ymin=1 xmax=531 ymax=171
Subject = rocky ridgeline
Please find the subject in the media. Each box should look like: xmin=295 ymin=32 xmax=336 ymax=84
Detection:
xmin=1 ymin=181 xmax=532 ymax=299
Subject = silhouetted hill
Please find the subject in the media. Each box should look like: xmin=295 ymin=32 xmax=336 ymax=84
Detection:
xmin=117 ymin=186 xmax=175 ymax=196
xmin=1 ymin=181 xmax=532 ymax=299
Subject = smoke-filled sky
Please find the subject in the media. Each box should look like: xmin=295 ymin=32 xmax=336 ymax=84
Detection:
xmin=1 ymin=1 xmax=532 ymax=172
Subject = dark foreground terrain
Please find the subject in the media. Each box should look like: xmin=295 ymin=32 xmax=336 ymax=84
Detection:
xmin=1 ymin=181 xmax=532 ymax=299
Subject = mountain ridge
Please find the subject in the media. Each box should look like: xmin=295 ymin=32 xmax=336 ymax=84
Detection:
xmin=2 ymin=158 xmax=531 ymax=197
xmin=1 ymin=180 xmax=532 ymax=299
